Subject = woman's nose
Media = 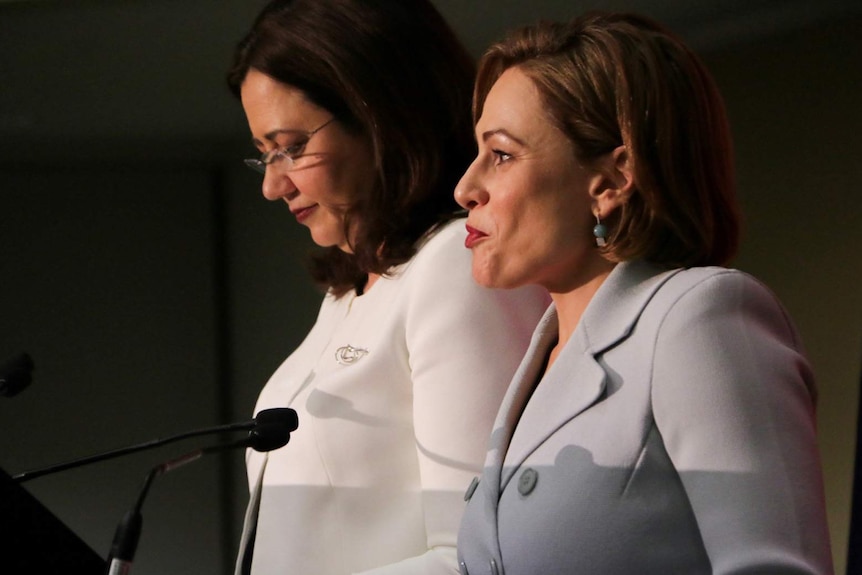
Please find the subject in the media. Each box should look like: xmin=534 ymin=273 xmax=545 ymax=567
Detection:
xmin=261 ymin=167 xmax=297 ymax=202
xmin=454 ymin=160 xmax=489 ymax=210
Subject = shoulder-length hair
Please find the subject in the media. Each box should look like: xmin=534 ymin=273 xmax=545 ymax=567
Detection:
xmin=474 ymin=12 xmax=740 ymax=267
xmin=228 ymin=0 xmax=476 ymax=295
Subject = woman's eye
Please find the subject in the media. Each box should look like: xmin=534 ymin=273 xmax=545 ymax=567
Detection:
xmin=492 ymin=149 xmax=513 ymax=165
xmin=280 ymin=140 xmax=308 ymax=159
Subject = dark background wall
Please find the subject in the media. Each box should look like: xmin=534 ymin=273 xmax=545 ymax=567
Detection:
xmin=1 ymin=1 xmax=859 ymax=573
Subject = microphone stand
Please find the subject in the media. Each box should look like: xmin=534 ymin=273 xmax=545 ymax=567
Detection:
xmin=14 ymin=417 xmax=265 ymax=483
xmin=104 ymin=409 xmax=297 ymax=574
xmin=6 ymin=407 xmax=297 ymax=573
xmin=105 ymin=440 xmax=246 ymax=575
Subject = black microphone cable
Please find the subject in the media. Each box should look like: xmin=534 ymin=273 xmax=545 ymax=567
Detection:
xmin=14 ymin=408 xmax=298 ymax=483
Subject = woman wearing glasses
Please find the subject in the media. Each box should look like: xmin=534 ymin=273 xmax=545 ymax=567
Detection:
xmin=226 ymin=1 xmax=548 ymax=574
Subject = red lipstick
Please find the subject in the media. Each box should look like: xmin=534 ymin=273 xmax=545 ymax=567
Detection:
xmin=464 ymin=224 xmax=487 ymax=249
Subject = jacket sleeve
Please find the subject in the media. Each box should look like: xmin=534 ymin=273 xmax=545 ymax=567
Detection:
xmin=356 ymin=223 xmax=549 ymax=575
xmin=651 ymin=270 xmax=834 ymax=574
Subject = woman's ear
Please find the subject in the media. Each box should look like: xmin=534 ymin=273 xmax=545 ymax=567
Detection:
xmin=590 ymin=145 xmax=634 ymax=215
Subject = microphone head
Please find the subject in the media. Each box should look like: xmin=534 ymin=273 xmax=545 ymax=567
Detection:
xmin=254 ymin=407 xmax=299 ymax=432
xmin=247 ymin=408 xmax=298 ymax=452
xmin=0 ymin=352 xmax=34 ymax=398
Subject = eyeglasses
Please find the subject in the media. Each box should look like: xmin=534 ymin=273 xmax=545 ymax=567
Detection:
xmin=243 ymin=117 xmax=336 ymax=175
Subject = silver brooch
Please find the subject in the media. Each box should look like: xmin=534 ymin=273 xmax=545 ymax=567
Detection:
xmin=335 ymin=345 xmax=369 ymax=365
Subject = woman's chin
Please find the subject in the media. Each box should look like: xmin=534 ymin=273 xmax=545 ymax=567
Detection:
xmin=472 ymin=263 xmax=518 ymax=291
xmin=308 ymin=230 xmax=350 ymax=252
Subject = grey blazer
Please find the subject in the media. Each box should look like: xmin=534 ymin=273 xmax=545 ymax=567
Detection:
xmin=457 ymin=260 xmax=833 ymax=575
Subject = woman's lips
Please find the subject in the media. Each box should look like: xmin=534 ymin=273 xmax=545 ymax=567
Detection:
xmin=465 ymin=224 xmax=487 ymax=249
xmin=292 ymin=204 xmax=317 ymax=223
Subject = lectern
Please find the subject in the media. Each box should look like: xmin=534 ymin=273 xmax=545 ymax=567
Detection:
xmin=0 ymin=466 xmax=106 ymax=574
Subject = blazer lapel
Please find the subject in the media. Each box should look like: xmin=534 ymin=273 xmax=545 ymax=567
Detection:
xmin=498 ymin=260 xmax=681 ymax=489
xmin=500 ymin=328 xmax=606 ymax=489
xmin=578 ymin=260 xmax=680 ymax=352
xmin=482 ymin=307 xmax=557 ymax=495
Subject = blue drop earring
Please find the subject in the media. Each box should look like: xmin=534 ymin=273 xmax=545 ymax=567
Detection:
xmin=593 ymin=211 xmax=608 ymax=247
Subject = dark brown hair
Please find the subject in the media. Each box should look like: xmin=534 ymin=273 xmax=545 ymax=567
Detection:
xmin=474 ymin=12 xmax=740 ymax=267
xmin=228 ymin=0 xmax=476 ymax=295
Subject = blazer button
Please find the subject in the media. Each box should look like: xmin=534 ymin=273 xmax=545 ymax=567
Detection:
xmin=518 ymin=468 xmax=538 ymax=496
xmin=464 ymin=476 xmax=480 ymax=501
xmin=459 ymin=560 xmax=469 ymax=575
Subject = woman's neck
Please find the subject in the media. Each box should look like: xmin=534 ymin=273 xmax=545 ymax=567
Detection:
xmin=362 ymin=272 xmax=381 ymax=294
xmin=546 ymin=262 xmax=616 ymax=369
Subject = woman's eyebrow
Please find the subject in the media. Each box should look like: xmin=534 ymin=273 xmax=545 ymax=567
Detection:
xmin=251 ymin=127 xmax=308 ymax=147
xmin=480 ymin=128 xmax=526 ymax=146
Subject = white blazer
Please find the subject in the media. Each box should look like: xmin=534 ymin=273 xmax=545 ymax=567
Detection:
xmin=457 ymin=260 xmax=833 ymax=575
xmin=236 ymin=220 xmax=549 ymax=575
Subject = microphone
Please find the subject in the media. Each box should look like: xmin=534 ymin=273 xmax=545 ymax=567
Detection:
xmin=0 ymin=352 xmax=34 ymax=398
xmin=14 ymin=407 xmax=298 ymax=483
xmin=105 ymin=416 xmax=295 ymax=575
xmin=246 ymin=407 xmax=299 ymax=451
